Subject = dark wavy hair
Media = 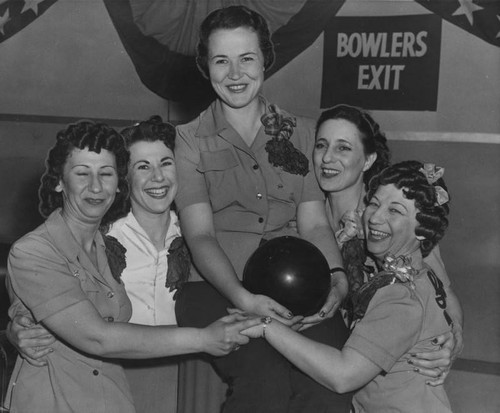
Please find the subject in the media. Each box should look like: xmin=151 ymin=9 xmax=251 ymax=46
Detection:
xmin=366 ymin=160 xmax=450 ymax=257
xmin=39 ymin=120 xmax=129 ymax=226
xmin=316 ymin=104 xmax=390 ymax=188
xmin=196 ymin=5 xmax=275 ymax=79
xmin=120 ymin=115 xmax=176 ymax=152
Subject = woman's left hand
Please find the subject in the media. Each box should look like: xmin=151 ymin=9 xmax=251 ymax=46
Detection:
xmin=407 ymin=326 xmax=463 ymax=386
xmin=297 ymin=277 xmax=347 ymax=331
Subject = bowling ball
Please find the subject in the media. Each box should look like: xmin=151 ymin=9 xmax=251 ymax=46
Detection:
xmin=243 ymin=236 xmax=331 ymax=316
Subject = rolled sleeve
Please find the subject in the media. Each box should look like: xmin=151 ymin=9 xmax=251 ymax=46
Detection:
xmin=345 ymin=284 xmax=423 ymax=372
xmin=175 ymin=124 xmax=211 ymax=210
xmin=8 ymin=237 xmax=88 ymax=323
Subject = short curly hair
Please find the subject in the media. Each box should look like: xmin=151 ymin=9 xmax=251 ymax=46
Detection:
xmin=196 ymin=5 xmax=275 ymax=79
xmin=316 ymin=104 xmax=391 ymax=188
xmin=39 ymin=120 xmax=129 ymax=226
xmin=366 ymin=160 xmax=450 ymax=257
xmin=120 ymin=115 xmax=176 ymax=152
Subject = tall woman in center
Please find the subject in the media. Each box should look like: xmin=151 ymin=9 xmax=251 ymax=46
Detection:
xmin=175 ymin=5 xmax=351 ymax=413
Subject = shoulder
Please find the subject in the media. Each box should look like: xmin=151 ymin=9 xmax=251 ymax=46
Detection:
xmin=107 ymin=213 xmax=131 ymax=237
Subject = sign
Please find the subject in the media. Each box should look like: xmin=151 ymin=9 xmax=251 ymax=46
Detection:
xmin=321 ymin=15 xmax=442 ymax=111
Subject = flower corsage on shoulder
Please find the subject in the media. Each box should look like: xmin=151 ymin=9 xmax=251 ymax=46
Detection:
xmin=166 ymin=236 xmax=192 ymax=299
xmin=350 ymin=254 xmax=419 ymax=326
xmin=103 ymin=234 xmax=127 ymax=282
xmin=261 ymin=104 xmax=309 ymax=176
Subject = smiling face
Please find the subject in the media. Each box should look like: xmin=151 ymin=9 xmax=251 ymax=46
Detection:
xmin=128 ymin=140 xmax=177 ymax=218
xmin=57 ymin=147 xmax=118 ymax=225
xmin=207 ymin=27 xmax=265 ymax=110
xmin=313 ymin=119 xmax=376 ymax=194
xmin=363 ymin=184 xmax=420 ymax=261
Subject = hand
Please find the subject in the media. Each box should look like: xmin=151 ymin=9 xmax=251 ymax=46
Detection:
xmin=200 ymin=313 xmax=261 ymax=357
xmin=407 ymin=328 xmax=462 ymax=386
xmin=297 ymin=276 xmax=346 ymax=331
xmin=7 ymin=315 xmax=55 ymax=367
xmin=240 ymin=293 xmax=302 ymax=326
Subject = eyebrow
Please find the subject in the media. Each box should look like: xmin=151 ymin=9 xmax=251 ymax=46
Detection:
xmin=132 ymin=156 xmax=174 ymax=167
xmin=71 ymin=164 xmax=116 ymax=169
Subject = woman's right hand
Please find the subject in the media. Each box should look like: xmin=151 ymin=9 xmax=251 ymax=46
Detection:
xmin=240 ymin=293 xmax=303 ymax=327
xmin=7 ymin=315 xmax=55 ymax=367
xmin=200 ymin=313 xmax=262 ymax=356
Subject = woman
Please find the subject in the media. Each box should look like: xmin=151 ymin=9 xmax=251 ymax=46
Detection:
xmin=4 ymin=120 xmax=259 ymax=413
xmin=241 ymin=160 xmax=454 ymax=412
xmin=312 ymin=105 xmax=463 ymax=382
xmin=174 ymin=5 xmax=350 ymax=413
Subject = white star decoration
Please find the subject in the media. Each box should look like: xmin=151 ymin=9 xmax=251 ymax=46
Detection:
xmin=452 ymin=0 xmax=483 ymax=26
xmin=22 ymin=0 xmax=45 ymax=15
xmin=0 ymin=8 xmax=9 ymax=35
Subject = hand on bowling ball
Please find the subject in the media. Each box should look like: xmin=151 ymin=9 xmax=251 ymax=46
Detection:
xmin=297 ymin=271 xmax=349 ymax=331
xmin=241 ymin=293 xmax=304 ymax=326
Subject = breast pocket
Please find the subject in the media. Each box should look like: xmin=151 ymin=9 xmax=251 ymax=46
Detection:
xmin=197 ymin=149 xmax=240 ymax=211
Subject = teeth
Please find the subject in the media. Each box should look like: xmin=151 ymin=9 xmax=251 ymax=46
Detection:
xmin=87 ymin=199 xmax=103 ymax=205
xmin=369 ymin=229 xmax=389 ymax=239
xmin=322 ymin=168 xmax=340 ymax=177
xmin=145 ymin=187 xmax=168 ymax=197
xmin=228 ymin=84 xmax=245 ymax=91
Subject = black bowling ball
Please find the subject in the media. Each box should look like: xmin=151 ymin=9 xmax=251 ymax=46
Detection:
xmin=243 ymin=236 xmax=331 ymax=316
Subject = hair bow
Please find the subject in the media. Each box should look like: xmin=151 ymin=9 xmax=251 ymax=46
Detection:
xmin=419 ymin=163 xmax=449 ymax=206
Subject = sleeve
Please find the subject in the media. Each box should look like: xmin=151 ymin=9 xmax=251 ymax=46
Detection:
xmin=7 ymin=236 xmax=88 ymax=323
xmin=295 ymin=116 xmax=324 ymax=204
xmin=344 ymin=284 xmax=423 ymax=372
xmin=174 ymin=123 xmax=211 ymax=210
xmin=424 ymin=245 xmax=451 ymax=287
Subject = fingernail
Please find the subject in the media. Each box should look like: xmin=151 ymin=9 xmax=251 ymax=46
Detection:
xmin=407 ymin=359 xmax=413 ymax=365
xmin=287 ymin=312 xmax=293 ymax=318
xmin=319 ymin=311 xmax=325 ymax=318
xmin=413 ymin=367 xmax=420 ymax=373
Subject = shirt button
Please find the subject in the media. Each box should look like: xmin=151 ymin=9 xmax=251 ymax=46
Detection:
xmin=256 ymin=193 xmax=263 ymax=200
xmin=258 ymin=217 xmax=264 ymax=223
xmin=106 ymin=317 xmax=114 ymax=322
xmin=93 ymin=370 xmax=99 ymax=376
xmin=107 ymin=291 xmax=115 ymax=298
xmin=253 ymin=164 xmax=259 ymax=170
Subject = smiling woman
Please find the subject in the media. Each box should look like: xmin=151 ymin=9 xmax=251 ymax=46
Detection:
xmin=4 ymin=120 xmax=260 ymax=413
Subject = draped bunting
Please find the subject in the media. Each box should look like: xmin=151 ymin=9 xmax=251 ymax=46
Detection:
xmin=0 ymin=0 xmax=57 ymax=43
xmin=1 ymin=0 xmax=499 ymax=106
xmin=102 ymin=0 xmax=346 ymax=109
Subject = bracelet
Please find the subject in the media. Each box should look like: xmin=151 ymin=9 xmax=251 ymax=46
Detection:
xmin=329 ymin=267 xmax=346 ymax=276
xmin=261 ymin=316 xmax=272 ymax=339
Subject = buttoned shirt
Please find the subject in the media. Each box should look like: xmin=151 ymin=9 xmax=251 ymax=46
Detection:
xmin=175 ymin=98 xmax=323 ymax=279
xmin=108 ymin=211 xmax=180 ymax=325
xmin=345 ymin=268 xmax=452 ymax=412
xmin=6 ymin=209 xmax=134 ymax=413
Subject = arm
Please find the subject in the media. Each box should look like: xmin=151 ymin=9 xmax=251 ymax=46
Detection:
xmin=411 ymin=246 xmax=464 ymax=384
xmin=7 ymin=236 xmax=260 ymax=360
xmin=179 ymin=203 xmax=299 ymax=323
xmin=243 ymin=317 xmax=380 ymax=393
xmin=296 ymin=200 xmax=348 ymax=326
xmin=41 ymin=299 xmax=259 ymax=358
xmin=409 ymin=285 xmax=464 ymax=385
